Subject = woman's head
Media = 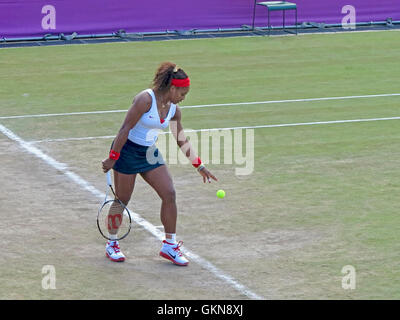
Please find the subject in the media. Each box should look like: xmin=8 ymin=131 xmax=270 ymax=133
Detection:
xmin=152 ymin=62 xmax=190 ymax=104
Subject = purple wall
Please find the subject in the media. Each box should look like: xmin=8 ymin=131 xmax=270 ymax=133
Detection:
xmin=1 ymin=0 xmax=399 ymax=39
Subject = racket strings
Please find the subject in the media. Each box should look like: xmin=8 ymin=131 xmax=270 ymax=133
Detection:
xmin=107 ymin=200 xmax=124 ymax=232
xmin=97 ymin=172 xmax=132 ymax=241
xmin=98 ymin=199 xmax=131 ymax=240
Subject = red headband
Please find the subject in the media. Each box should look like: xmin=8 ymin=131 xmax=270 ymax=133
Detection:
xmin=171 ymin=77 xmax=190 ymax=87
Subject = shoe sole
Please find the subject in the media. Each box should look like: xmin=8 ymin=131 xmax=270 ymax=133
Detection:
xmin=159 ymin=251 xmax=189 ymax=266
xmin=106 ymin=252 xmax=125 ymax=262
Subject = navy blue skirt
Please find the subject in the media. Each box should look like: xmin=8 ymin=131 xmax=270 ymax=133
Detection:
xmin=112 ymin=139 xmax=165 ymax=175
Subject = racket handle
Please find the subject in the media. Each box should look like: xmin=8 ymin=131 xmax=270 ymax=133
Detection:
xmin=106 ymin=170 xmax=112 ymax=186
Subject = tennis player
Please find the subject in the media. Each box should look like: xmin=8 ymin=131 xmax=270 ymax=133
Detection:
xmin=102 ymin=62 xmax=217 ymax=265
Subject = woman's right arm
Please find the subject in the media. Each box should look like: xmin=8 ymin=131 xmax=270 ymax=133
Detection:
xmin=102 ymin=92 xmax=151 ymax=172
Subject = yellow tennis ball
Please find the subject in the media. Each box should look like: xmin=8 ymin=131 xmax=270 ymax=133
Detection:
xmin=216 ymin=189 xmax=225 ymax=199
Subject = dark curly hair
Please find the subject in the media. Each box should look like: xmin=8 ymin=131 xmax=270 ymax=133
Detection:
xmin=152 ymin=62 xmax=188 ymax=92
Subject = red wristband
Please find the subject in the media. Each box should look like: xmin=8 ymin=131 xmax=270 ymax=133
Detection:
xmin=192 ymin=157 xmax=202 ymax=168
xmin=109 ymin=150 xmax=120 ymax=161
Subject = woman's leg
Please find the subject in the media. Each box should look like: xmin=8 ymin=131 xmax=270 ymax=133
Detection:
xmin=105 ymin=170 xmax=136 ymax=262
xmin=107 ymin=170 xmax=136 ymax=236
xmin=140 ymin=165 xmax=177 ymax=234
xmin=140 ymin=165 xmax=188 ymax=266
xmin=113 ymin=170 xmax=137 ymax=205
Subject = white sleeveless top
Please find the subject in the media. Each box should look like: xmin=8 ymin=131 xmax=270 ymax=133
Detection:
xmin=128 ymin=89 xmax=177 ymax=147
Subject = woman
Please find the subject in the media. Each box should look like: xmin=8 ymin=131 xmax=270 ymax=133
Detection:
xmin=102 ymin=62 xmax=217 ymax=266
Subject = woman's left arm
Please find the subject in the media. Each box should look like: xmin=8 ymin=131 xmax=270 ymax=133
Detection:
xmin=171 ymin=107 xmax=218 ymax=183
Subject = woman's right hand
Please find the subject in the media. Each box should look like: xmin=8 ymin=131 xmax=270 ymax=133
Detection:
xmin=102 ymin=158 xmax=116 ymax=173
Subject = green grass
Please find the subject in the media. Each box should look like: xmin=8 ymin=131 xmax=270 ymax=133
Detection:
xmin=1 ymin=31 xmax=399 ymax=116
xmin=1 ymin=31 xmax=400 ymax=299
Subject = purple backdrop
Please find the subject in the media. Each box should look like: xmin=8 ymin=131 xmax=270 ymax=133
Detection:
xmin=0 ymin=0 xmax=399 ymax=39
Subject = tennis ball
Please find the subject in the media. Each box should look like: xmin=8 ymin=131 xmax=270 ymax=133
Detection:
xmin=216 ymin=189 xmax=225 ymax=199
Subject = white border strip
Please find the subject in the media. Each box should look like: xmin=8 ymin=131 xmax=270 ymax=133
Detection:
xmin=29 ymin=116 xmax=400 ymax=144
xmin=1 ymin=93 xmax=400 ymax=120
xmin=0 ymin=123 xmax=264 ymax=300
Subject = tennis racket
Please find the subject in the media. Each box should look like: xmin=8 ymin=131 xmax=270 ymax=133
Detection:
xmin=97 ymin=170 xmax=132 ymax=241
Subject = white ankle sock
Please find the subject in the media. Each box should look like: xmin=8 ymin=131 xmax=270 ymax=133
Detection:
xmin=165 ymin=233 xmax=176 ymax=245
xmin=109 ymin=234 xmax=118 ymax=241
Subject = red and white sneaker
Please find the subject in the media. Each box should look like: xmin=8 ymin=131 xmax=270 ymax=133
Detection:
xmin=105 ymin=240 xmax=125 ymax=262
xmin=159 ymin=240 xmax=189 ymax=266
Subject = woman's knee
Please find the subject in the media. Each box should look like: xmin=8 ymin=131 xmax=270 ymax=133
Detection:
xmin=113 ymin=171 xmax=136 ymax=205
xmin=161 ymin=188 xmax=176 ymax=203
xmin=116 ymin=193 xmax=131 ymax=206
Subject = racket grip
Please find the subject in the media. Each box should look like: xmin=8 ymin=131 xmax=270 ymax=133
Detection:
xmin=106 ymin=171 xmax=112 ymax=186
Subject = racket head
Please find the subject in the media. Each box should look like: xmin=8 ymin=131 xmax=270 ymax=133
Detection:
xmin=97 ymin=198 xmax=132 ymax=241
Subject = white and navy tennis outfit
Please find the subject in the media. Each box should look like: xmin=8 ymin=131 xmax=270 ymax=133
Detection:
xmin=113 ymin=89 xmax=177 ymax=174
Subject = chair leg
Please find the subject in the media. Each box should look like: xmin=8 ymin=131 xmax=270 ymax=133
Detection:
xmin=268 ymin=10 xmax=271 ymax=36
xmin=283 ymin=10 xmax=286 ymax=31
xmin=252 ymin=0 xmax=257 ymax=30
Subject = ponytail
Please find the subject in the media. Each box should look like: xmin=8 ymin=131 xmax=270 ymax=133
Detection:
xmin=152 ymin=62 xmax=188 ymax=92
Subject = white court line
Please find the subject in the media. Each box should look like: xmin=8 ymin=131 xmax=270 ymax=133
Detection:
xmin=0 ymin=123 xmax=264 ymax=300
xmin=1 ymin=93 xmax=400 ymax=120
xmin=181 ymin=93 xmax=400 ymax=109
xmin=29 ymin=116 xmax=400 ymax=144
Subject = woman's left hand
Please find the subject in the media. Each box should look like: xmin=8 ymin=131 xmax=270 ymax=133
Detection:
xmin=198 ymin=166 xmax=218 ymax=183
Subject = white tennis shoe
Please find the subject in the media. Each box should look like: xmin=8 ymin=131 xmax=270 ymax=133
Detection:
xmin=105 ymin=240 xmax=126 ymax=262
xmin=159 ymin=240 xmax=189 ymax=266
